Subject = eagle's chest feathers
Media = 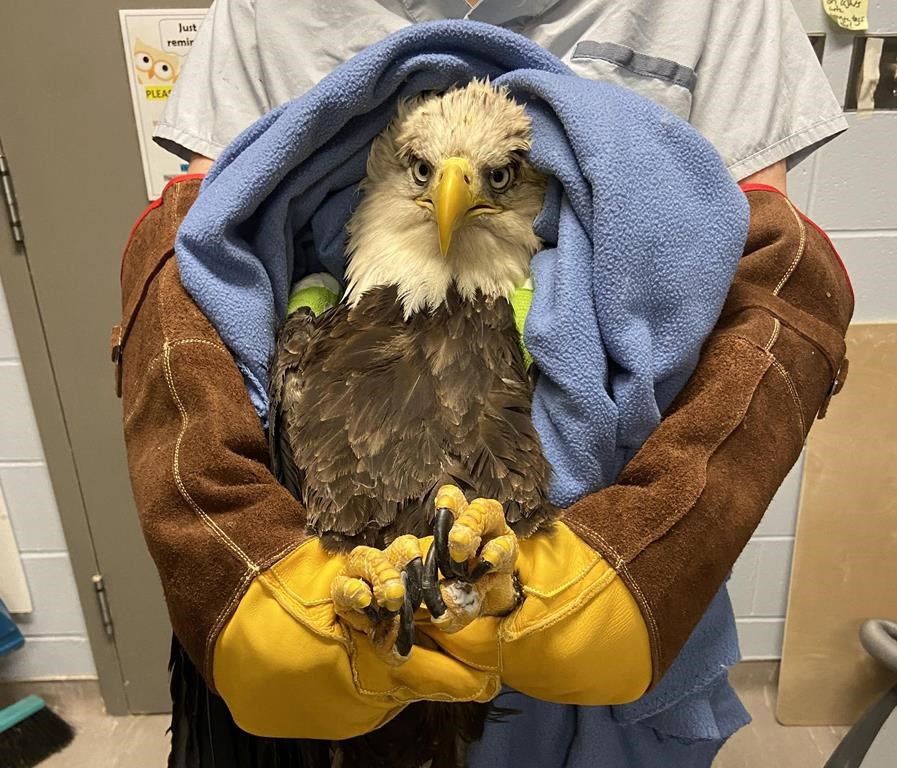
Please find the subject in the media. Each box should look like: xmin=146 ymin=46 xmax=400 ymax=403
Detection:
xmin=290 ymin=285 xmax=549 ymax=550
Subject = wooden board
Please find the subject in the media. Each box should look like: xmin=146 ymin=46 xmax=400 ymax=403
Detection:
xmin=0 ymin=492 xmax=32 ymax=614
xmin=777 ymin=324 xmax=897 ymax=725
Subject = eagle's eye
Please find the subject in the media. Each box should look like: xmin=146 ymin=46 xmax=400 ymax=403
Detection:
xmin=488 ymin=165 xmax=514 ymax=192
xmin=411 ymin=159 xmax=431 ymax=185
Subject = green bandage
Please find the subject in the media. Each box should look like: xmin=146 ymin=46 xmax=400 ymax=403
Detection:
xmin=510 ymin=285 xmax=534 ymax=369
xmin=287 ymin=273 xmax=341 ymax=317
xmin=287 ymin=286 xmax=339 ymax=317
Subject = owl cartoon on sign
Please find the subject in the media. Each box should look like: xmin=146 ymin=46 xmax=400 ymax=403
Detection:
xmin=133 ymin=38 xmax=180 ymax=86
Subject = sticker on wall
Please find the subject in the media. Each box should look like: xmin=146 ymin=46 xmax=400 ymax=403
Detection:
xmin=822 ymin=0 xmax=869 ymax=32
xmin=119 ymin=9 xmax=208 ymax=200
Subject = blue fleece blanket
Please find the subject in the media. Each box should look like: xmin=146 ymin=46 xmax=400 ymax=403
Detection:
xmin=176 ymin=19 xmax=750 ymax=760
xmin=177 ymin=20 xmax=747 ymax=506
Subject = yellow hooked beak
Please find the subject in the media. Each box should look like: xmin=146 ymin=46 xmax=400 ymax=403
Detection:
xmin=420 ymin=157 xmax=501 ymax=256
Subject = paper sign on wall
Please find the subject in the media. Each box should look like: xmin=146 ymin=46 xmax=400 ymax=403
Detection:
xmin=822 ymin=0 xmax=869 ymax=31
xmin=119 ymin=9 xmax=208 ymax=200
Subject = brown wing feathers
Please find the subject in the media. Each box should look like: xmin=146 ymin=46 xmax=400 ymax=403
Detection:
xmin=268 ymin=285 xmax=556 ymax=551
xmin=268 ymin=306 xmax=317 ymax=501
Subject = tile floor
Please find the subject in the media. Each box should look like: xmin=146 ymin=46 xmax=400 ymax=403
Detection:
xmin=0 ymin=662 xmax=850 ymax=767
xmin=717 ymin=662 xmax=848 ymax=768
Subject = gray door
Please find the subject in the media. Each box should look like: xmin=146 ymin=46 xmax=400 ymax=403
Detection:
xmin=0 ymin=0 xmax=209 ymax=713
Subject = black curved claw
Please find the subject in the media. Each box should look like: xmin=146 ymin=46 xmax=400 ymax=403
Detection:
xmin=405 ymin=557 xmax=423 ymax=610
xmin=363 ymin=604 xmax=381 ymax=623
xmin=421 ymin=540 xmax=447 ymax=618
xmin=468 ymin=559 xmax=494 ymax=583
xmin=395 ymin=575 xmax=416 ymax=659
xmin=434 ymin=507 xmax=468 ymax=580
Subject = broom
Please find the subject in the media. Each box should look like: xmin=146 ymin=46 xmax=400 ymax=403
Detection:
xmin=0 ymin=598 xmax=74 ymax=766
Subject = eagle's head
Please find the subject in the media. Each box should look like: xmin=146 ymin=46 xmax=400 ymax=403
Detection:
xmin=345 ymin=80 xmax=547 ymax=317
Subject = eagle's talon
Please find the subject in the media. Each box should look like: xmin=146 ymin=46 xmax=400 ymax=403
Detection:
xmin=468 ymin=559 xmax=494 ymax=582
xmin=478 ymin=532 xmax=518 ymax=574
xmin=422 ymin=541 xmax=447 ymax=618
xmin=435 ymin=506 xmax=468 ymax=580
xmin=404 ymin=556 xmax=424 ymax=610
xmin=431 ymin=579 xmax=483 ymax=634
xmin=423 ymin=485 xmax=522 ymax=631
xmin=331 ymin=537 xmax=428 ymax=663
xmin=395 ymin=584 xmax=416 ymax=659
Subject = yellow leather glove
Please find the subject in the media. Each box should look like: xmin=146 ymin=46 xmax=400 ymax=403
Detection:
xmin=214 ymin=525 xmax=653 ymax=740
xmin=416 ymin=522 xmax=652 ymax=706
xmin=214 ymin=537 xmax=501 ymax=739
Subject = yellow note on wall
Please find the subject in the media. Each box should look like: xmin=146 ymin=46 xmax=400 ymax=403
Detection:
xmin=823 ymin=0 xmax=869 ymax=31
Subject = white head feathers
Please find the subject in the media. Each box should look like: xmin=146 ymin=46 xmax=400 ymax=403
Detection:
xmin=344 ymin=80 xmax=546 ymax=317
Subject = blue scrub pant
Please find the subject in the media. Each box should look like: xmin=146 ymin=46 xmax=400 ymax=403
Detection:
xmin=468 ymin=586 xmax=750 ymax=767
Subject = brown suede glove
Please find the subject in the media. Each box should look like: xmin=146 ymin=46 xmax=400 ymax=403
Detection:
xmin=116 ymin=176 xmax=852 ymax=700
xmin=115 ymin=176 xmax=311 ymax=685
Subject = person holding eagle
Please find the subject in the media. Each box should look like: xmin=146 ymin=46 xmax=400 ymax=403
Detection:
xmin=113 ymin=1 xmax=853 ymax=766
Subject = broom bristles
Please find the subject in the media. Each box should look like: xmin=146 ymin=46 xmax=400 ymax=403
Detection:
xmin=0 ymin=701 xmax=74 ymax=768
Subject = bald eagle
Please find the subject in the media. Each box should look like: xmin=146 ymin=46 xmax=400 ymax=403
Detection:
xmin=269 ymin=80 xmax=557 ymax=768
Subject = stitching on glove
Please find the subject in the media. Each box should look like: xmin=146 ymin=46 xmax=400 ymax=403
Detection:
xmin=440 ymin=651 xmax=500 ymax=674
xmin=773 ymin=199 xmax=807 ymax=296
xmin=266 ymin=546 xmax=335 ymax=608
xmin=342 ymin=621 xmax=500 ymax=701
xmin=764 ymin=318 xmax=781 ymax=352
xmin=206 ymin=566 xmax=258 ymax=682
xmin=262 ymin=537 xmax=309 ymax=569
xmin=501 ymin=558 xmax=619 ymax=642
xmin=521 ymin=548 xmax=601 ymax=598
xmin=126 ymin=338 xmax=232 ymax=422
xmin=769 ymin=358 xmax=806 ymax=436
xmin=259 ymin=566 xmax=348 ymax=642
xmin=565 ymin=528 xmax=662 ymax=676
xmin=615 ymin=558 xmax=661 ymax=676
xmin=163 ymin=342 xmax=258 ymax=570
xmin=349 ymin=645 xmax=499 ymax=703
xmin=631 ymin=336 xmax=772 ymax=556
xmin=418 ymin=627 xmax=501 ymax=672
xmin=556 ymin=520 xmax=660 ymax=670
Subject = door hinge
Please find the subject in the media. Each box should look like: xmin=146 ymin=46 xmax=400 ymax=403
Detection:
xmin=0 ymin=138 xmax=25 ymax=245
xmin=92 ymin=574 xmax=115 ymax=637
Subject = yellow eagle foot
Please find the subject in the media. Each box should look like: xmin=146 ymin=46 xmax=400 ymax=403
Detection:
xmin=331 ymin=534 xmax=423 ymax=664
xmin=423 ymin=485 xmax=521 ymax=634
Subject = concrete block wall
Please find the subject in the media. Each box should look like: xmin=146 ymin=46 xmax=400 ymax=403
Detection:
xmin=730 ymin=458 xmax=805 ymax=658
xmin=0 ymin=279 xmax=96 ymax=679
